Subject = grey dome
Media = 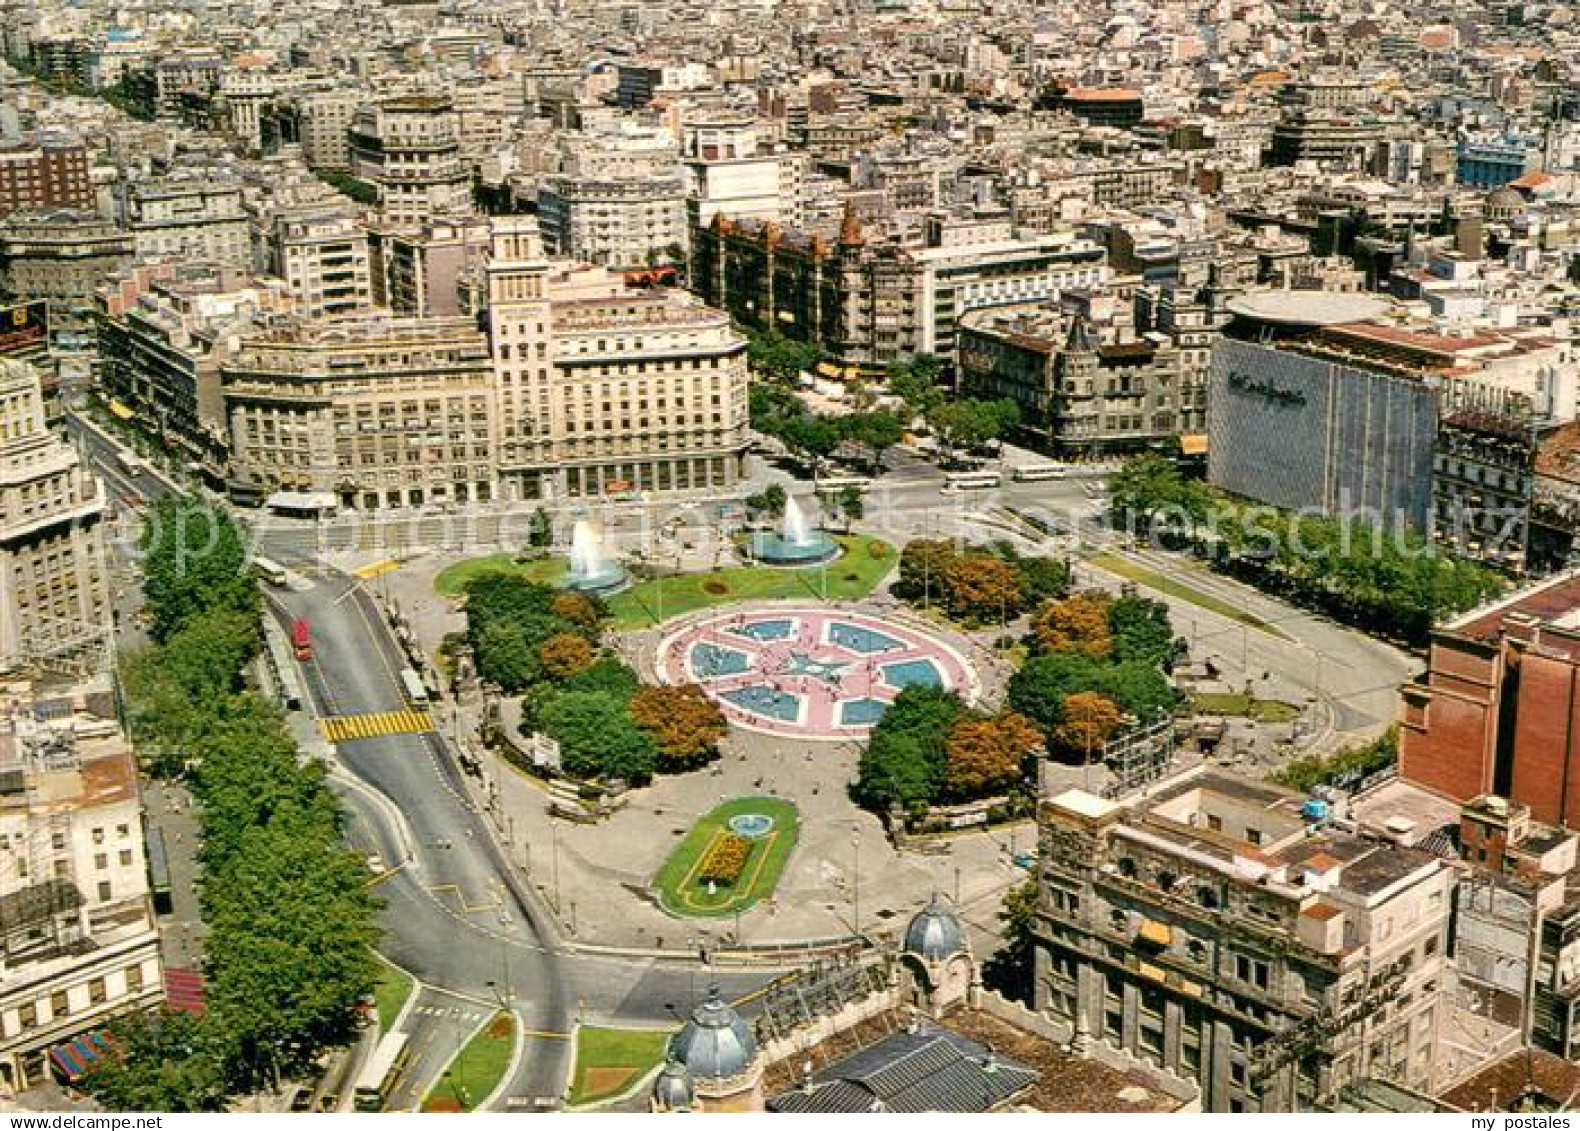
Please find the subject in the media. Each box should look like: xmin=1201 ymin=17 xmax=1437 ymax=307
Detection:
xmin=670 ymin=985 xmax=758 ymax=1081
xmin=652 ymin=1057 xmax=694 ymax=1111
xmin=904 ymin=895 xmax=966 ymax=961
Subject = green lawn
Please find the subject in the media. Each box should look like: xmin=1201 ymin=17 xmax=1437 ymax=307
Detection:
xmin=654 ymin=797 xmax=801 ymax=918
xmin=434 ymin=554 xmax=567 ymax=597
xmin=373 ymin=959 xmax=415 ymax=1033
xmin=569 ymin=1026 xmax=672 ymax=1106
xmin=1191 ymin=692 xmax=1300 ymax=723
xmin=432 ymin=535 xmax=895 ymax=628
xmin=1085 ymin=551 xmax=1290 ymax=640
xmin=422 ymin=1012 xmax=517 ymax=1113
xmin=608 ymin=535 xmax=895 ymax=629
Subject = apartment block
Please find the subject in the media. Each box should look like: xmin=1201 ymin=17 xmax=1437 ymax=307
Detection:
xmin=221 ymin=314 xmax=496 ymax=509
xmin=0 ymin=678 xmax=162 ymax=1089
xmin=1033 ymin=770 xmax=1454 ymax=1112
xmin=0 ymin=138 xmax=93 ymax=220
xmin=485 ymin=217 xmax=749 ymax=502
xmin=0 ymin=359 xmax=107 ymax=673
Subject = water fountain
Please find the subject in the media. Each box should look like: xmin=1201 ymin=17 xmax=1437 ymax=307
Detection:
xmin=560 ymin=519 xmax=631 ymax=595
xmin=747 ymin=493 xmax=839 ymax=565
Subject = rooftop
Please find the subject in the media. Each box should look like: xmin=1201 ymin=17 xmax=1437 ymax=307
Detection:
xmin=1226 ymin=289 xmax=1390 ymax=327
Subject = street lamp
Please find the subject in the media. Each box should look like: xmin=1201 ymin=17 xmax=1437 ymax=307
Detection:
xmin=851 ymin=828 xmax=861 ymax=937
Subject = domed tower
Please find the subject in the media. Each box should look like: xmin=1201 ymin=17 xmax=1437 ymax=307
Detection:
xmin=899 ymin=895 xmax=977 ymax=1015
xmin=665 ymin=984 xmax=764 ymax=1112
xmin=650 ymin=1056 xmax=695 ymax=1112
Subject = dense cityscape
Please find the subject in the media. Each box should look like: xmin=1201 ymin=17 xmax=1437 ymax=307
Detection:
xmin=0 ymin=0 xmax=1575 ymax=1115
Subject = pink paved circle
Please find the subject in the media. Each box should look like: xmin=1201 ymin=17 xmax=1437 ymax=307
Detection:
xmin=655 ymin=608 xmax=979 ymax=741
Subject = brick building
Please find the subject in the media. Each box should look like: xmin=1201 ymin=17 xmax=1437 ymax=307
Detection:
xmin=0 ymin=138 xmax=93 ymax=220
xmin=1399 ymin=571 xmax=1580 ymax=826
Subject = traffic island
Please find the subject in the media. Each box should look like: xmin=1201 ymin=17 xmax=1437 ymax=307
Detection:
xmin=421 ymin=1012 xmax=517 ymax=1113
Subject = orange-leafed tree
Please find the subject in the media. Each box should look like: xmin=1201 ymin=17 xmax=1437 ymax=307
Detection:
xmin=1031 ymin=592 xmax=1114 ymax=658
xmin=944 ymin=711 xmax=1044 ymax=799
xmin=630 ymin=684 xmax=728 ymax=770
xmin=539 ymin=632 xmax=596 ymax=680
xmin=1051 ymin=691 xmax=1122 ymax=763
xmin=940 ymin=555 xmax=1026 ymax=624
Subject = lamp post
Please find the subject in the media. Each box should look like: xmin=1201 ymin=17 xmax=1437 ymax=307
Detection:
xmin=851 ymin=828 xmax=862 ymax=937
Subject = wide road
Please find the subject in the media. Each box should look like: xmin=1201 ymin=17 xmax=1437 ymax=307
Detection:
xmin=275 ymin=569 xmax=773 ymax=1108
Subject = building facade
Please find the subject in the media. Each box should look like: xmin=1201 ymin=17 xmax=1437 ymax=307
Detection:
xmin=0 ymin=359 xmax=107 ymax=673
xmin=1033 ymin=772 xmax=1454 ymax=1112
xmin=349 ymin=95 xmax=475 ymax=229
xmin=221 ymin=315 xmax=496 ymax=509
xmin=0 ymin=212 xmax=135 ymax=338
xmin=0 ymin=679 xmax=163 ymax=1090
xmin=118 ymin=180 xmax=250 ymax=269
xmin=0 ymin=139 xmax=93 ymax=220
xmin=1209 ymin=337 xmax=1438 ymax=530
xmin=485 ymin=217 xmax=750 ymax=501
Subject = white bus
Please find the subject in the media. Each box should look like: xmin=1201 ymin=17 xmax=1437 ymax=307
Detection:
xmin=1012 ymin=464 xmax=1072 ymax=483
xmin=942 ymin=470 xmax=1003 ymax=492
xmin=399 ymin=668 xmax=429 ymax=706
xmin=116 ymin=450 xmax=143 ymax=474
xmin=353 ymin=1031 xmax=410 ymax=1112
xmin=252 ymin=556 xmax=289 ymax=587
xmin=814 ymin=475 xmax=872 ymax=497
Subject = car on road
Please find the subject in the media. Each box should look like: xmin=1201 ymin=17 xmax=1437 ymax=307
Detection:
xmin=366 ymin=854 xmax=384 ymax=875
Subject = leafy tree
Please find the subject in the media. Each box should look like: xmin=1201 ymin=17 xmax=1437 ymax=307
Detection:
xmin=837 ymin=485 xmax=865 ymax=529
xmin=1273 ymin=728 xmax=1397 ymax=792
xmin=630 ymin=684 xmax=727 ymax=769
xmin=746 ymin=482 xmax=788 ymax=521
xmin=473 ymin=619 xmax=544 ymax=693
xmin=540 ymin=690 xmax=658 ymax=783
xmin=853 ymin=686 xmax=964 ymax=812
xmin=780 ymin=413 xmax=841 ymax=466
xmin=539 ymin=632 xmax=596 ymax=680
xmin=926 ymin=398 xmax=1020 ymax=463
xmin=944 ymin=712 xmax=1043 ymax=800
xmin=1108 ymin=594 xmax=1177 ymax=666
xmin=1006 ymin=651 xmax=1103 ymax=731
xmin=888 ymin=355 xmax=945 ymax=418
xmin=980 ymin=879 xmax=1039 ymax=1003
xmin=1051 ymin=691 xmax=1122 ymax=763
xmin=940 ymin=555 xmax=1025 ymax=624
xmin=895 ymin=539 xmax=957 ymax=603
xmin=1031 ymin=592 xmax=1114 ymax=658
xmin=1090 ymin=661 xmax=1178 ymax=721
xmin=747 ymin=329 xmax=821 ymax=380
xmin=839 ymin=410 xmax=905 ymax=471
xmin=527 ymin=507 xmax=553 ymax=549
xmin=550 ymin=591 xmax=603 ymax=629
xmin=560 ymin=656 xmax=642 ymax=702
xmin=81 ymin=1012 xmax=230 ymax=1112
xmin=140 ymin=496 xmax=258 ymax=643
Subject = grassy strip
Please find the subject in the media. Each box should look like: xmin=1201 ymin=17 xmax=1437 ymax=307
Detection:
xmin=373 ymin=959 xmax=415 ymax=1033
xmin=434 ymin=536 xmax=897 ymax=629
xmin=1085 ymin=551 xmax=1290 ymax=640
xmin=434 ymin=554 xmax=567 ymax=596
xmin=1191 ymin=692 xmax=1300 ymax=723
xmin=653 ymin=797 xmax=801 ymax=918
xmin=569 ymin=1027 xmax=672 ymax=1106
xmin=422 ymin=1012 xmax=517 ymax=1113
xmin=608 ymin=535 xmax=895 ymax=629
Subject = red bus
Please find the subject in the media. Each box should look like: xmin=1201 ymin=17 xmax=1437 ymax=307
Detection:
xmin=291 ymin=618 xmax=314 ymax=661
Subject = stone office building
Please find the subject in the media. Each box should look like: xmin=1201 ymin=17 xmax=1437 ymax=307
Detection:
xmin=221 ymin=315 xmax=497 ymax=509
xmin=1032 ymin=770 xmax=1454 ymax=1112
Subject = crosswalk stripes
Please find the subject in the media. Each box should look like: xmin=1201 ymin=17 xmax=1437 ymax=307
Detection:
xmin=319 ymin=709 xmax=434 ymax=744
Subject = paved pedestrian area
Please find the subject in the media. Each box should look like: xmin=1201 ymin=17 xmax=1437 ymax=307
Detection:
xmin=655 ymin=607 xmax=978 ymax=739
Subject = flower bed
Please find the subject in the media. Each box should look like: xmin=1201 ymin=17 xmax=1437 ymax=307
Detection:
xmin=695 ymin=833 xmax=754 ymax=887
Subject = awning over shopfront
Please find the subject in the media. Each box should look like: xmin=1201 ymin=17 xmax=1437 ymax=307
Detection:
xmin=48 ymin=1031 xmax=116 ymax=1081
